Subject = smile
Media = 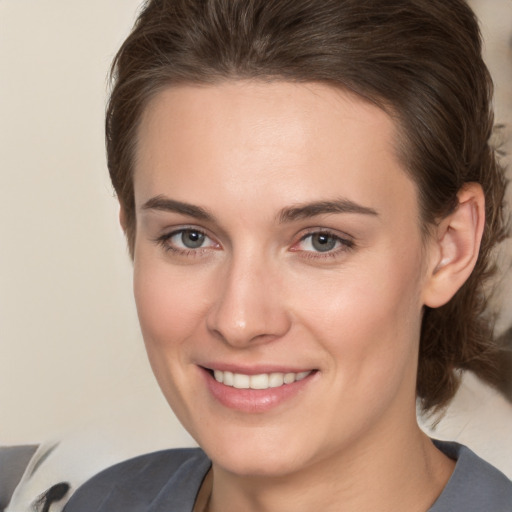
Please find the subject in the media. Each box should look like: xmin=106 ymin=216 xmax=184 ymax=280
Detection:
xmin=212 ymin=370 xmax=311 ymax=390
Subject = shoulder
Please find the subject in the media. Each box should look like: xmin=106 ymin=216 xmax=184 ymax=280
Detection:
xmin=431 ymin=440 xmax=512 ymax=511
xmin=63 ymin=447 xmax=211 ymax=512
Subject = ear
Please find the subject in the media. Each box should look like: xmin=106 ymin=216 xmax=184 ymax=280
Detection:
xmin=422 ymin=183 xmax=485 ymax=308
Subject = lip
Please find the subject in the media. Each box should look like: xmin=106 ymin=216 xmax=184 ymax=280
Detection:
xmin=199 ymin=365 xmax=317 ymax=413
xmin=202 ymin=362 xmax=313 ymax=375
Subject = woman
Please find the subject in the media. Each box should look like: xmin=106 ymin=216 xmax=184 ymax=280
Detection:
xmin=64 ymin=0 xmax=512 ymax=510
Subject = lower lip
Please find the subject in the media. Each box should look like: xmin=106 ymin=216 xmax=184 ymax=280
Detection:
xmin=201 ymin=368 xmax=315 ymax=413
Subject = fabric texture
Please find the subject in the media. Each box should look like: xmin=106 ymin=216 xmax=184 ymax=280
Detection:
xmin=63 ymin=441 xmax=512 ymax=512
xmin=0 ymin=445 xmax=39 ymax=512
xmin=429 ymin=440 xmax=512 ymax=511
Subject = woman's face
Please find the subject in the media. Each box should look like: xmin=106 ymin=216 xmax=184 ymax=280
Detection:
xmin=132 ymin=81 xmax=434 ymax=476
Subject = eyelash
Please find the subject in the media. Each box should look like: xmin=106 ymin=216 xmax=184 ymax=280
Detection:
xmin=153 ymin=228 xmax=355 ymax=260
xmin=292 ymin=230 xmax=355 ymax=260
xmin=154 ymin=227 xmax=217 ymax=257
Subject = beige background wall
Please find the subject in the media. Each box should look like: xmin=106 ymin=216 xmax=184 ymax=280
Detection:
xmin=0 ymin=0 xmax=511 ymax=451
xmin=0 ymin=0 xmax=172 ymax=445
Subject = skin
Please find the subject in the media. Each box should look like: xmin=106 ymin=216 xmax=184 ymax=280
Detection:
xmin=128 ymin=81 xmax=478 ymax=511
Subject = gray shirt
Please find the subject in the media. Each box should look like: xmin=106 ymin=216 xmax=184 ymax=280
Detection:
xmin=63 ymin=440 xmax=512 ymax=511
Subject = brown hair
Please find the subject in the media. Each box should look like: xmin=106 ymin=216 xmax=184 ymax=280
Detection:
xmin=106 ymin=0 xmax=511 ymax=411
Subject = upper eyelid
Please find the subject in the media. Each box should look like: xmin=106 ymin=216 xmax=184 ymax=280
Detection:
xmin=297 ymin=227 xmax=354 ymax=242
xmin=293 ymin=228 xmax=356 ymax=253
xmin=154 ymin=228 xmax=220 ymax=256
xmin=153 ymin=226 xmax=215 ymax=246
xmin=157 ymin=225 xmax=212 ymax=239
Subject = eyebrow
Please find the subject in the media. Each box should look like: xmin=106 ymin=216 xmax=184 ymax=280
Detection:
xmin=141 ymin=195 xmax=215 ymax=221
xmin=141 ymin=195 xmax=378 ymax=223
xmin=278 ymin=199 xmax=378 ymax=223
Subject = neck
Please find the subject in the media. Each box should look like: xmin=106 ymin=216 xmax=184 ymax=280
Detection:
xmin=207 ymin=418 xmax=454 ymax=512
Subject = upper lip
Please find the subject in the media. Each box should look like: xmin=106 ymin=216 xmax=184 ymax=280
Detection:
xmin=200 ymin=363 xmax=316 ymax=375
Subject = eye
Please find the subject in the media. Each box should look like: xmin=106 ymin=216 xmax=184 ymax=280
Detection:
xmin=303 ymin=233 xmax=339 ymax=252
xmin=292 ymin=230 xmax=354 ymax=256
xmin=172 ymin=229 xmax=208 ymax=249
xmin=156 ymin=228 xmax=219 ymax=254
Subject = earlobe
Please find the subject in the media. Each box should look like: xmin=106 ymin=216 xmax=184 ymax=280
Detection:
xmin=422 ymin=183 xmax=485 ymax=308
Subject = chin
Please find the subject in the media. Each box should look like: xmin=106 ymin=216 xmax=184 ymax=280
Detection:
xmin=195 ymin=426 xmax=320 ymax=478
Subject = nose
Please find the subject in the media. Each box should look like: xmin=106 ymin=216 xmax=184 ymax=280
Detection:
xmin=206 ymin=252 xmax=291 ymax=348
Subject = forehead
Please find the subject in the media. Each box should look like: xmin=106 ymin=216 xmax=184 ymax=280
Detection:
xmin=134 ymin=80 xmax=419 ymax=222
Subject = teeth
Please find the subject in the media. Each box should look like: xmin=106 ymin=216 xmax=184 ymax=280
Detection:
xmin=268 ymin=373 xmax=284 ymax=388
xmin=284 ymin=372 xmax=295 ymax=384
xmin=250 ymin=373 xmax=269 ymax=389
xmin=212 ymin=370 xmax=311 ymax=390
xmin=233 ymin=373 xmax=250 ymax=389
xmin=223 ymin=371 xmax=234 ymax=386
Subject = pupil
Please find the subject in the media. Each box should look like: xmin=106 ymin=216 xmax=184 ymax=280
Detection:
xmin=312 ymin=233 xmax=336 ymax=252
xmin=182 ymin=230 xmax=205 ymax=249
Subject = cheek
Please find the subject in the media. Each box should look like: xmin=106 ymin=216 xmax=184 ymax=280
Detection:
xmin=133 ymin=253 xmax=209 ymax=352
xmin=293 ymin=250 xmax=424 ymax=380
xmin=132 ymin=253 xmax=211 ymax=426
